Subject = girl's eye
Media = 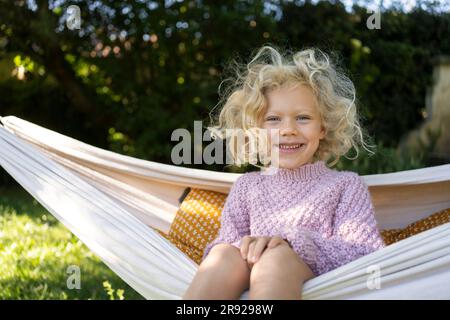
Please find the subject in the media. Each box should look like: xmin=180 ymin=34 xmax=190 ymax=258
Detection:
xmin=265 ymin=116 xmax=310 ymax=122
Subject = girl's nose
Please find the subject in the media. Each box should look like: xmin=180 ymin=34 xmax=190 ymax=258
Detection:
xmin=280 ymin=121 xmax=298 ymax=136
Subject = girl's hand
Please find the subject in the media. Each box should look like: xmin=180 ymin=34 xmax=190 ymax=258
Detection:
xmin=240 ymin=235 xmax=291 ymax=269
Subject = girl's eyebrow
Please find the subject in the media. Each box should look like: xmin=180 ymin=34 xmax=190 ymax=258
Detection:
xmin=265 ymin=109 xmax=314 ymax=115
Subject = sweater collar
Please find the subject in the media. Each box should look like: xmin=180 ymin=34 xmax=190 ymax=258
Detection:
xmin=261 ymin=160 xmax=330 ymax=181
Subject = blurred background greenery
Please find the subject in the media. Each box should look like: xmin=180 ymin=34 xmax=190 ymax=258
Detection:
xmin=0 ymin=0 xmax=449 ymax=299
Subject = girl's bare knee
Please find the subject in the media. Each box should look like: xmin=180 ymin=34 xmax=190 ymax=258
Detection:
xmin=250 ymin=244 xmax=314 ymax=285
xmin=197 ymin=243 xmax=250 ymax=293
xmin=209 ymin=243 xmax=240 ymax=257
xmin=205 ymin=243 xmax=242 ymax=263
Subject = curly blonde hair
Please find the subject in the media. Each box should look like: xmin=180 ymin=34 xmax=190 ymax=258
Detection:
xmin=208 ymin=45 xmax=375 ymax=168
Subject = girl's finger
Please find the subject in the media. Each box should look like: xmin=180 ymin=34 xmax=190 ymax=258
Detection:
xmin=246 ymin=240 xmax=256 ymax=263
xmin=250 ymin=237 xmax=271 ymax=263
xmin=267 ymin=236 xmax=282 ymax=249
xmin=246 ymin=240 xmax=258 ymax=270
xmin=240 ymin=236 xmax=253 ymax=260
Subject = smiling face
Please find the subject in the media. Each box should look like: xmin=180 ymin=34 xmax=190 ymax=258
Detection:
xmin=258 ymin=83 xmax=326 ymax=169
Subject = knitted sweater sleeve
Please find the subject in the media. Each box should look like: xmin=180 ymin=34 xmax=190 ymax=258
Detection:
xmin=201 ymin=175 xmax=250 ymax=262
xmin=279 ymin=173 xmax=386 ymax=276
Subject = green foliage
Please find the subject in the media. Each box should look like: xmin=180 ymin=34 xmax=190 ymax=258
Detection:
xmin=2 ymin=0 xmax=449 ymax=299
xmin=335 ymin=142 xmax=427 ymax=175
xmin=0 ymin=0 xmax=449 ymax=180
xmin=103 ymin=280 xmax=125 ymax=300
xmin=0 ymin=186 xmax=144 ymax=300
xmin=335 ymin=121 xmax=442 ymax=174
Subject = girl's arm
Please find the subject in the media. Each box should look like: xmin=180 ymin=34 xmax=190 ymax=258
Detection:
xmin=278 ymin=173 xmax=386 ymax=277
xmin=201 ymin=175 xmax=250 ymax=261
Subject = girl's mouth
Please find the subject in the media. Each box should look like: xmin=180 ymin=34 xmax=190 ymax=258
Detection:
xmin=275 ymin=143 xmax=306 ymax=154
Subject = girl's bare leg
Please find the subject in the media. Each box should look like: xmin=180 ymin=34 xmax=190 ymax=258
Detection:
xmin=183 ymin=243 xmax=251 ymax=300
xmin=249 ymin=243 xmax=315 ymax=300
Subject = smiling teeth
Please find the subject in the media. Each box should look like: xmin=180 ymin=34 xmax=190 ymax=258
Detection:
xmin=279 ymin=144 xmax=302 ymax=149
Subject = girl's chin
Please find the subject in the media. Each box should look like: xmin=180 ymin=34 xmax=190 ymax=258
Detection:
xmin=276 ymin=158 xmax=313 ymax=168
xmin=277 ymin=160 xmax=301 ymax=168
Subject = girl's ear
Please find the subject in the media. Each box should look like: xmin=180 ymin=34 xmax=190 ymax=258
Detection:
xmin=319 ymin=125 xmax=327 ymax=140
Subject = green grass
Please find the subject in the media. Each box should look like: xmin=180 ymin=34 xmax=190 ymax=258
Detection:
xmin=0 ymin=185 xmax=144 ymax=299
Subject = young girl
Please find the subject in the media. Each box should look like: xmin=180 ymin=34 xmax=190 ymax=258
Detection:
xmin=182 ymin=45 xmax=386 ymax=300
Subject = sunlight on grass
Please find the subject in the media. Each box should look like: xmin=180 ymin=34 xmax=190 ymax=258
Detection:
xmin=0 ymin=186 xmax=144 ymax=299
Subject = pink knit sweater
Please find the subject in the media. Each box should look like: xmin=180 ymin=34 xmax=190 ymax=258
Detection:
xmin=201 ymin=160 xmax=386 ymax=276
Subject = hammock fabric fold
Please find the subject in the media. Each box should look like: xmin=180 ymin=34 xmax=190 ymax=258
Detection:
xmin=1 ymin=115 xmax=450 ymax=299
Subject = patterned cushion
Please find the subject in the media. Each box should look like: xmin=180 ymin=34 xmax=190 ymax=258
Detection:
xmin=155 ymin=188 xmax=227 ymax=264
xmin=155 ymin=188 xmax=450 ymax=263
xmin=380 ymin=208 xmax=450 ymax=245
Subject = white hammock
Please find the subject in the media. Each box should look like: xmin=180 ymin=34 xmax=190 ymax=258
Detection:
xmin=1 ymin=115 xmax=450 ymax=300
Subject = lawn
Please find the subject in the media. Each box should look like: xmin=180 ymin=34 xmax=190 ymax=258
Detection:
xmin=0 ymin=184 xmax=144 ymax=299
